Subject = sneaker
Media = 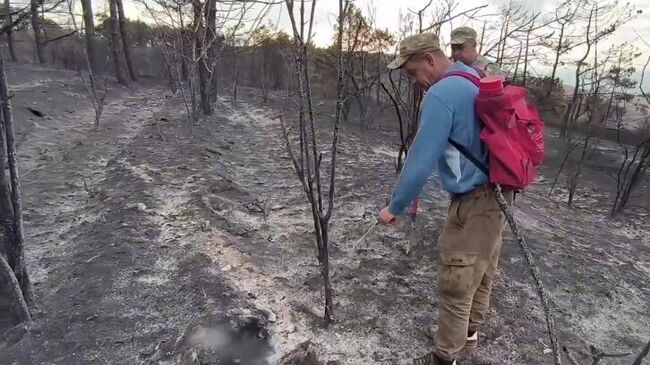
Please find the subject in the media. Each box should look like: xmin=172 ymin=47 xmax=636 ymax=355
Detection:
xmin=423 ymin=326 xmax=478 ymax=350
xmin=412 ymin=352 xmax=458 ymax=365
xmin=465 ymin=330 xmax=478 ymax=349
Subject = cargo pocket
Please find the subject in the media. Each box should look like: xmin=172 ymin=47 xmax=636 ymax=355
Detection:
xmin=439 ymin=252 xmax=478 ymax=297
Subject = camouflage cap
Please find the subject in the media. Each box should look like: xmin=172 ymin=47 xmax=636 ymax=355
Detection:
xmin=387 ymin=33 xmax=441 ymax=70
xmin=450 ymin=26 xmax=477 ymax=45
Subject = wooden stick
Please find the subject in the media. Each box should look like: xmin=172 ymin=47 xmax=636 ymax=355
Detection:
xmin=494 ymin=185 xmax=561 ymax=365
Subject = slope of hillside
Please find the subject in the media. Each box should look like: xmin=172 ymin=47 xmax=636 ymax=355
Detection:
xmin=0 ymin=63 xmax=648 ymax=365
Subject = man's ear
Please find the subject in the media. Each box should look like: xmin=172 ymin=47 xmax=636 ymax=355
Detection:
xmin=424 ymin=52 xmax=436 ymax=66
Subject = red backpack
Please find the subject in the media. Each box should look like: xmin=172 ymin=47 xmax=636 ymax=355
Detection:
xmin=444 ymin=71 xmax=545 ymax=190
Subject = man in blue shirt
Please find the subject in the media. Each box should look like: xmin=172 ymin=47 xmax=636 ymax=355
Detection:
xmin=378 ymin=33 xmax=512 ymax=365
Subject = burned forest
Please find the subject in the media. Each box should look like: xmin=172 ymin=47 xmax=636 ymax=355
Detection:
xmin=0 ymin=0 xmax=648 ymax=364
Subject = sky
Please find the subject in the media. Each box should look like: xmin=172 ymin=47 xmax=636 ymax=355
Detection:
xmin=119 ymin=0 xmax=650 ymax=89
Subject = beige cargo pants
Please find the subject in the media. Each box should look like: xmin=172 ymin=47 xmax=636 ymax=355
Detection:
xmin=434 ymin=185 xmax=513 ymax=361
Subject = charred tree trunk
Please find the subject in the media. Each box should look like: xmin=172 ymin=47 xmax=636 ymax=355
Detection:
xmin=280 ymin=0 xmax=348 ymax=325
xmin=547 ymin=24 xmax=565 ymax=98
xmin=522 ymin=20 xmax=534 ymax=87
xmin=349 ymin=75 xmax=368 ymax=125
xmin=497 ymin=16 xmax=510 ymax=67
xmin=548 ymin=140 xmax=581 ymax=198
xmin=319 ymin=222 xmax=334 ymax=323
xmin=0 ymin=56 xmax=32 ymax=304
xmin=115 ymin=0 xmax=137 ymax=81
xmin=478 ymin=20 xmax=486 ymax=55
xmin=181 ymin=31 xmax=189 ymax=82
xmin=108 ymin=0 xmax=129 ymax=86
xmin=561 ymin=6 xmax=595 ymax=140
xmin=80 ymin=0 xmax=99 ymax=73
xmin=30 ymin=0 xmax=45 ymax=63
xmin=193 ymin=0 xmax=210 ymax=115
xmin=512 ymin=45 xmax=523 ymax=83
xmin=163 ymin=56 xmax=178 ymax=94
xmin=0 ymin=253 xmax=30 ymax=325
xmin=261 ymin=46 xmax=269 ymax=105
xmin=4 ymin=0 xmax=17 ymax=62
xmin=205 ymin=0 xmax=217 ymax=104
xmin=613 ymin=142 xmax=650 ymax=215
xmin=0 ymin=107 xmax=14 ymax=262
xmin=567 ymin=137 xmax=590 ymax=207
xmin=232 ymin=51 xmax=239 ymax=108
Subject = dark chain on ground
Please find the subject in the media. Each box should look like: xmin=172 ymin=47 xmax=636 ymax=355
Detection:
xmin=494 ymin=184 xmax=562 ymax=365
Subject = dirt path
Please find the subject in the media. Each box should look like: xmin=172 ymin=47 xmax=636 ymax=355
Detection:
xmin=3 ymin=74 xmax=274 ymax=364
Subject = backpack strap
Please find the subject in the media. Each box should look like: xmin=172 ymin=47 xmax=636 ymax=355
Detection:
xmin=444 ymin=70 xmax=488 ymax=176
xmin=443 ymin=71 xmax=481 ymax=88
xmin=443 ymin=67 xmax=490 ymax=178
xmin=471 ymin=66 xmax=487 ymax=79
xmin=448 ymin=138 xmax=489 ymax=177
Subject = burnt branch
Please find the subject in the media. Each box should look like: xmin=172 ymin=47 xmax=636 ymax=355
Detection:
xmin=632 ymin=339 xmax=650 ymax=365
xmin=562 ymin=346 xmax=580 ymax=365
xmin=494 ymin=185 xmax=561 ymax=365
xmin=422 ymin=4 xmax=489 ymax=32
xmin=44 ymin=29 xmax=77 ymax=44
xmin=589 ymin=345 xmax=631 ymax=364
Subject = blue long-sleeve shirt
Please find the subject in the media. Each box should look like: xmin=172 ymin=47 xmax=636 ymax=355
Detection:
xmin=388 ymin=61 xmax=488 ymax=215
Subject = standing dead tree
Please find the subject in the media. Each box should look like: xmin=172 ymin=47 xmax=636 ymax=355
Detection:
xmin=3 ymin=0 xmax=18 ymax=62
xmin=138 ymin=0 xmax=269 ymax=120
xmin=0 ymin=54 xmax=33 ymax=314
xmin=224 ymin=3 xmax=272 ymax=110
xmin=522 ymin=18 xmax=537 ymax=87
xmin=248 ymin=25 xmax=291 ymax=105
xmin=203 ymin=0 xmax=217 ymax=104
xmin=67 ymin=0 xmax=106 ymax=126
xmin=320 ymin=3 xmax=389 ymax=125
xmin=612 ymin=37 xmax=650 ymax=216
xmin=136 ymin=0 xmax=197 ymax=128
xmin=0 ymin=56 xmax=30 ymax=326
xmin=560 ymin=1 xmax=632 ymax=139
xmin=30 ymin=0 xmax=45 ymax=63
xmin=79 ymin=0 xmax=98 ymax=73
xmin=280 ymin=0 xmax=348 ymax=324
xmin=108 ymin=0 xmax=129 ymax=86
xmin=544 ymin=0 xmax=583 ymax=98
xmin=193 ymin=0 xmax=209 ymax=114
xmin=547 ymin=1 xmax=634 ymax=204
xmin=115 ymin=0 xmax=137 ymax=81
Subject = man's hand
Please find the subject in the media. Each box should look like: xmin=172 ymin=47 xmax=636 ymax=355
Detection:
xmin=378 ymin=207 xmax=397 ymax=225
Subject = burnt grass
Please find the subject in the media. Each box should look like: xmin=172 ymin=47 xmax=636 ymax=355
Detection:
xmin=0 ymin=63 xmax=648 ymax=365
